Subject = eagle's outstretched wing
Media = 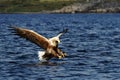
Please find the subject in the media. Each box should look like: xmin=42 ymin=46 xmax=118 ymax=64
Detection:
xmin=57 ymin=28 xmax=68 ymax=38
xmin=10 ymin=26 xmax=50 ymax=50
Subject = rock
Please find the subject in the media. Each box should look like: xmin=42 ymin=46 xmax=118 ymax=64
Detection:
xmin=51 ymin=2 xmax=120 ymax=13
xmin=90 ymin=7 xmax=120 ymax=13
xmin=51 ymin=2 xmax=101 ymax=13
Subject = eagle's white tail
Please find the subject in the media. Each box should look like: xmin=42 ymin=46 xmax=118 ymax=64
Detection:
xmin=38 ymin=51 xmax=46 ymax=62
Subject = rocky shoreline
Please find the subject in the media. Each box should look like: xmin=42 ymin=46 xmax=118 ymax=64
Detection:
xmin=51 ymin=2 xmax=120 ymax=13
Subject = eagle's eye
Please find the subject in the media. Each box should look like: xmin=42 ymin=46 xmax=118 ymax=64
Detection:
xmin=55 ymin=41 xmax=58 ymax=43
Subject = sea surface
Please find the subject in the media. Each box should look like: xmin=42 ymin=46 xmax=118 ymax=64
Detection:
xmin=0 ymin=14 xmax=120 ymax=80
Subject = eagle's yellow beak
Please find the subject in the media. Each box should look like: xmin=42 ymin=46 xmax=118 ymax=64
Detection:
xmin=58 ymin=40 xmax=60 ymax=43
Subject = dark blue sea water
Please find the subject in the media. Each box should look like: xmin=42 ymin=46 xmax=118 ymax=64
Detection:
xmin=0 ymin=14 xmax=120 ymax=80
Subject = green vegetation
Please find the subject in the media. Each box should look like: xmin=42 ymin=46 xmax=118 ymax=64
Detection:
xmin=0 ymin=0 xmax=78 ymax=13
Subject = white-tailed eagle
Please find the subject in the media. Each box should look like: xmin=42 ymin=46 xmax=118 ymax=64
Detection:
xmin=10 ymin=26 xmax=68 ymax=61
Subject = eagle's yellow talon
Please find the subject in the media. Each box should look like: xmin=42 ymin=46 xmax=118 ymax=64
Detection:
xmin=58 ymin=56 xmax=62 ymax=59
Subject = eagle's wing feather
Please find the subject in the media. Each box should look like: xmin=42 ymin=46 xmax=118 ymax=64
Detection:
xmin=57 ymin=28 xmax=68 ymax=38
xmin=11 ymin=27 xmax=50 ymax=50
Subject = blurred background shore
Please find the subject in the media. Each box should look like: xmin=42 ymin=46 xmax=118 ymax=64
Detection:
xmin=0 ymin=0 xmax=120 ymax=13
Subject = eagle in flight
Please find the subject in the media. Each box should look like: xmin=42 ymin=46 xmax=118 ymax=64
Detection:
xmin=10 ymin=26 xmax=68 ymax=61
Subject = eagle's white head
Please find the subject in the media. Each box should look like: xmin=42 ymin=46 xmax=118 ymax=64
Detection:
xmin=49 ymin=37 xmax=60 ymax=47
xmin=49 ymin=29 xmax=68 ymax=47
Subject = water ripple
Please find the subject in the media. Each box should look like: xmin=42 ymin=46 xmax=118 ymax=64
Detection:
xmin=0 ymin=14 xmax=120 ymax=80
